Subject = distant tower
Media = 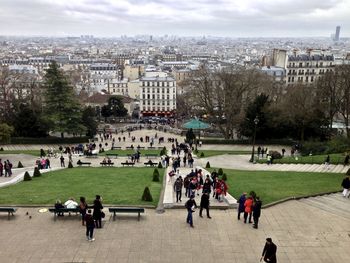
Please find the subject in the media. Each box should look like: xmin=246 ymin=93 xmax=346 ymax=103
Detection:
xmin=335 ymin=26 xmax=340 ymax=41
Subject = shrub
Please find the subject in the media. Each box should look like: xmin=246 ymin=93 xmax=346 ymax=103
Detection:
xmin=17 ymin=161 xmax=24 ymax=168
xmin=23 ymin=171 xmax=31 ymax=181
xmin=33 ymin=167 xmax=41 ymax=177
xmin=218 ymin=168 xmax=223 ymax=175
xmin=249 ymin=191 xmax=257 ymax=199
xmin=347 ymin=168 xmax=350 ymax=175
xmin=160 ymin=147 xmax=167 ymax=156
xmin=157 ymin=162 xmax=163 ymax=168
xmin=269 ymin=151 xmax=282 ymax=160
xmin=206 ymin=161 xmax=210 ymax=168
xmin=152 ymin=168 xmax=160 ymax=182
xmin=68 ymin=161 xmax=73 ymax=168
xmin=222 ymin=173 xmax=227 ymax=181
xmin=0 ymin=147 xmax=3 ymax=151
xmin=141 ymin=186 xmax=153 ymax=202
xmin=200 ymin=152 xmax=205 ymax=157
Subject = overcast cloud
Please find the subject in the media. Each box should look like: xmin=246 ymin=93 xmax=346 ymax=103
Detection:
xmin=0 ymin=0 xmax=349 ymax=37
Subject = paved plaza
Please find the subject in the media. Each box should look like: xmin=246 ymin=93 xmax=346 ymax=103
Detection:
xmin=0 ymin=194 xmax=349 ymax=263
xmin=1 ymin=128 xmax=350 ymax=262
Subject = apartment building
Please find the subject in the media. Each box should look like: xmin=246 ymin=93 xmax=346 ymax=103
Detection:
xmin=139 ymin=76 xmax=176 ymax=117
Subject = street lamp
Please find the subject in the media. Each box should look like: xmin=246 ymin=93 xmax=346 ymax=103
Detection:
xmin=249 ymin=116 xmax=259 ymax=163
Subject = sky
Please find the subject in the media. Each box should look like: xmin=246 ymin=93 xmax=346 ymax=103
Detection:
xmin=0 ymin=0 xmax=349 ymax=37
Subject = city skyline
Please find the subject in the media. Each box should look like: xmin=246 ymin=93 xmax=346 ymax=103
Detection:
xmin=0 ymin=0 xmax=349 ymax=38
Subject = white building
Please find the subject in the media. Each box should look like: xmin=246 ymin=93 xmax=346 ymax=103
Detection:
xmin=139 ymin=76 xmax=176 ymax=117
xmin=89 ymin=63 xmax=120 ymax=92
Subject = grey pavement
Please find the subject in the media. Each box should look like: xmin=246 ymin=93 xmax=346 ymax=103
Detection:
xmin=0 ymin=193 xmax=349 ymax=263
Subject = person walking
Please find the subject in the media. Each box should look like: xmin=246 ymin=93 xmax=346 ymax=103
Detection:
xmin=0 ymin=159 xmax=3 ymax=177
xmin=93 ymin=195 xmax=103 ymax=228
xmin=174 ymin=177 xmax=183 ymax=202
xmin=341 ymin=175 xmax=350 ymax=198
xmin=185 ymin=195 xmax=197 ymax=228
xmin=252 ymin=196 xmax=262 ymax=229
xmin=244 ymin=195 xmax=253 ymax=224
xmin=84 ymin=209 xmax=95 ymax=242
xmin=237 ymin=192 xmax=247 ymax=220
xmin=260 ymin=238 xmax=277 ymax=263
xmin=199 ymin=192 xmax=211 ymax=219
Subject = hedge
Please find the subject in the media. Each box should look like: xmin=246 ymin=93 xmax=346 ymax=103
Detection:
xmin=200 ymin=138 xmax=296 ymax=146
xmin=7 ymin=136 xmax=91 ymax=145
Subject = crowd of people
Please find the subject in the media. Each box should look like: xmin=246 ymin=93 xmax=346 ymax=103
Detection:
xmin=0 ymin=159 xmax=13 ymax=177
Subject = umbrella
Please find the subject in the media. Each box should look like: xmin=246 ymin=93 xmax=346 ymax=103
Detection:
xmin=183 ymin=119 xmax=210 ymax=130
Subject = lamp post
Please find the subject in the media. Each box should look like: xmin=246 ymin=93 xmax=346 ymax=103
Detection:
xmin=249 ymin=116 xmax=259 ymax=163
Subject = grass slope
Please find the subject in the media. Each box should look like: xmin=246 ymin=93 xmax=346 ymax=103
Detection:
xmin=257 ymin=153 xmax=346 ymax=164
xmin=0 ymin=167 xmax=164 ymax=206
xmin=210 ymin=168 xmax=344 ymax=204
xmin=197 ymin=150 xmax=251 ymax=158
xmin=0 ymin=150 xmax=41 ymax=156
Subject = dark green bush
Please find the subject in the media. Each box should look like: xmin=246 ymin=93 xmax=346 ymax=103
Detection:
xmin=200 ymin=152 xmax=205 ymax=157
xmin=0 ymin=147 xmax=3 ymax=151
xmin=301 ymin=137 xmax=350 ymax=156
xmin=33 ymin=167 xmax=41 ymax=177
xmin=222 ymin=173 xmax=227 ymax=181
xmin=270 ymin=151 xmax=282 ymax=159
xmin=152 ymin=168 xmax=160 ymax=182
xmin=346 ymin=168 xmax=350 ymax=175
xmin=17 ymin=161 xmax=24 ymax=168
xmin=201 ymin=138 xmax=295 ymax=145
xmin=141 ymin=186 xmax=153 ymax=201
xmin=160 ymin=147 xmax=167 ymax=156
xmin=206 ymin=161 xmax=210 ymax=168
xmin=23 ymin=171 xmax=31 ymax=181
xmin=218 ymin=168 xmax=223 ymax=175
xmin=68 ymin=161 xmax=73 ymax=168
xmin=157 ymin=162 xmax=163 ymax=168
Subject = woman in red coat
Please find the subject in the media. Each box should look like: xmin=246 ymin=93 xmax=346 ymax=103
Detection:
xmin=244 ymin=196 xmax=253 ymax=223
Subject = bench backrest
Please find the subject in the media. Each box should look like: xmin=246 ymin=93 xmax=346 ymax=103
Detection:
xmin=49 ymin=208 xmax=79 ymax=213
xmin=0 ymin=207 xmax=17 ymax=212
xmin=109 ymin=207 xmax=145 ymax=213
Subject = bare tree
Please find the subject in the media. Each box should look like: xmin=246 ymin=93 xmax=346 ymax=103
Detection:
xmin=337 ymin=65 xmax=350 ymax=138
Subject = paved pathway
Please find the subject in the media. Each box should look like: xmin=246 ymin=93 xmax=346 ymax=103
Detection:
xmin=0 ymin=194 xmax=349 ymax=263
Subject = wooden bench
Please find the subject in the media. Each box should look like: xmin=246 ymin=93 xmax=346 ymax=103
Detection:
xmin=144 ymin=161 xmax=158 ymax=167
xmin=111 ymin=146 xmax=122 ymax=150
xmin=106 ymin=153 xmax=118 ymax=158
xmin=145 ymin=154 xmax=159 ymax=159
xmin=121 ymin=162 xmax=135 ymax=167
xmin=0 ymin=207 xmax=17 ymax=220
xmin=147 ymin=147 xmax=155 ymax=149
xmin=136 ymin=146 xmax=145 ymax=149
xmin=86 ymin=153 xmax=98 ymax=158
xmin=109 ymin=207 xmax=145 ymax=221
xmin=48 ymin=208 xmax=80 ymax=221
xmin=100 ymin=162 xmax=114 ymax=166
xmin=126 ymin=146 xmax=134 ymax=150
xmin=77 ymin=161 xmax=91 ymax=166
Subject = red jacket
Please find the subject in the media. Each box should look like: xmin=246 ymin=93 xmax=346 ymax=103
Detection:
xmin=244 ymin=198 xmax=253 ymax=213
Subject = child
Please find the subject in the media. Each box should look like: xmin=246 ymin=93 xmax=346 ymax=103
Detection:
xmin=84 ymin=209 xmax=95 ymax=241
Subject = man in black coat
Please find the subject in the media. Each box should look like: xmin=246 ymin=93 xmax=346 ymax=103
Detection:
xmin=261 ymin=238 xmax=277 ymax=263
xmin=253 ymin=196 xmax=262 ymax=229
xmin=341 ymin=175 xmax=350 ymax=197
xmin=199 ymin=192 xmax=211 ymax=219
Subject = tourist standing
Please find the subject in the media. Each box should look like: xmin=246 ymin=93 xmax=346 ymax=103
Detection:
xmin=84 ymin=209 xmax=95 ymax=242
xmin=174 ymin=177 xmax=183 ymax=202
xmin=93 ymin=195 xmax=103 ymax=228
xmin=185 ymin=195 xmax=197 ymax=228
xmin=260 ymin=238 xmax=277 ymax=263
xmin=252 ymin=196 xmax=262 ymax=229
xmin=341 ymin=175 xmax=350 ymax=198
xmin=199 ymin=192 xmax=211 ymax=219
xmin=60 ymin=155 xmax=65 ymax=167
xmin=237 ymin=192 xmax=247 ymax=220
xmin=79 ymin=197 xmax=88 ymax=226
xmin=0 ymin=159 xmax=3 ymax=176
xmin=244 ymin=195 xmax=253 ymax=224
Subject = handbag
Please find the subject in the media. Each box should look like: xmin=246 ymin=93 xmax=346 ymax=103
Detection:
xmin=101 ymin=211 xmax=105 ymax=218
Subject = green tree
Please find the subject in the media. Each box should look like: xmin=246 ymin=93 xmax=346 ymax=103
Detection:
xmin=43 ymin=62 xmax=85 ymax=138
xmin=0 ymin=123 xmax=14 ymax=143
xmin=82 ymin=106 xmax=98 ymax=137
xmin=108 ymin=96 xmax=128 ymax=117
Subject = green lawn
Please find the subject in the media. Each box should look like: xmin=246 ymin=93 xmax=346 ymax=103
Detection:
xmin=0 ymin=150 xmax=41 ymax=156
xmin=257 ymin=153 xmax=346 ymax=164
xmin=101 ymin=149 xmax=161 ymax=156
xmin=197 ymin=150 xmax=251 ymax=158
xmin=0 ymin=167 xmax=164 ymax=206
xmin=209 ymin=168 xmax=343 ymax=204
